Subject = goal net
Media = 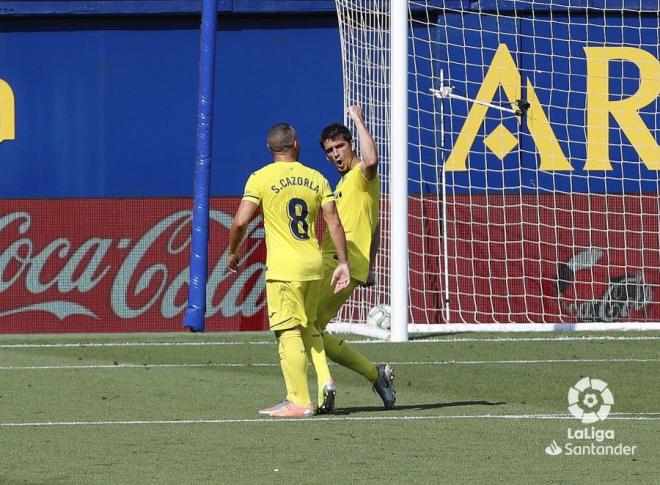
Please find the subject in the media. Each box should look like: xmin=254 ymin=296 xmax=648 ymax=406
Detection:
xmin=330 ymin=0 xmax=660 ymax=334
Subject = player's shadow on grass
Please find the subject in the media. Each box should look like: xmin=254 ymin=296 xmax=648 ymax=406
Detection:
xmin=333 ymin=400 xmax=506 ymax=415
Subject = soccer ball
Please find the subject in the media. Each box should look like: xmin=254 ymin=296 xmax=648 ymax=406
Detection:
xmin=367 ymin=304 xmax=391 ymax=330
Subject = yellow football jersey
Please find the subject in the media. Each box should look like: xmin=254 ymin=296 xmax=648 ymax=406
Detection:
xmin=321 ymin=163 xmax=380 ymax=283
xmin=242 ymin=161 xmax=334 ymax=281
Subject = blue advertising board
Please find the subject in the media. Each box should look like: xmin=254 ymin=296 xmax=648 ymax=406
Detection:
xmin=0 ymin=2 xmax=657 ymax=198
xmin=0 ymin=13 xmax=344 ymax=198
xmin=432 ymin=8 xmax=659 ymax=194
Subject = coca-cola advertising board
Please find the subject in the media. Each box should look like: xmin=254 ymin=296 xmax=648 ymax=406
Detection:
xmin=0 ymin=198 xmax=267 ymax=333
xmin=2 ymin=194 xmax=659 ymax=333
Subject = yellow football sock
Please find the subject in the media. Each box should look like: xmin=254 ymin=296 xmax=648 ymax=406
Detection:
xmin=276 ymin=335 xmax=293 ymax=402
xmin=301 ymin=323 xmax=333 ymax=403
xmin=277 ymin=328 xmax=311 ymax=406
xmin=323 ymin=333 xmax=378 ymax=383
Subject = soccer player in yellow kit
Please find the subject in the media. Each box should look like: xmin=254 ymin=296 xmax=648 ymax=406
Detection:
xmin=313 ymin=106 xmax=396 ymax=413
xmin=228 ymin=123 xmax=350 ymax=418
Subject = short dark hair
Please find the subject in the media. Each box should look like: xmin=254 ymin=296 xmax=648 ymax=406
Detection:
xmin=267 ymin=123 xmax=297 ymax=153
xmin=319 ymin=123 xmax=352 ymax=148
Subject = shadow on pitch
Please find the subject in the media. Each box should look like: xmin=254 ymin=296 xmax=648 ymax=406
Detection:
xmin=333 ymin=400 xmax=507 ymax=415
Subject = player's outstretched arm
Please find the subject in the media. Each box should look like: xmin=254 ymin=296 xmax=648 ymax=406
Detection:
xmin=321 ymin=201 xmax=351 ymax=293
xmin=228 ymin=200 xmax=258 ymax=273
xmin=347 ymin=105 xmax=378 ymax=180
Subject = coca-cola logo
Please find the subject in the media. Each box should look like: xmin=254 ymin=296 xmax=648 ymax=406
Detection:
xmin=0 ymin=200 xmax=267 ymax=330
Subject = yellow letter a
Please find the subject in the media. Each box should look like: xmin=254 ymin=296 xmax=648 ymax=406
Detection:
xmin=445 ymin=44 xmax=521 ymax=171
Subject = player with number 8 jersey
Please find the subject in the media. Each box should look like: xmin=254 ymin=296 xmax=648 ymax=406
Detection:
xmin=243 ymin=162 xmax=334 ymax=281
xmin=228 ymin=123 xmax=350 ymax=418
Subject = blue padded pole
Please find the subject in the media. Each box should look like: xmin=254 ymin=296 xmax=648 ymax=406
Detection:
xmin=184 ymin=0 xmax=218 ymax=332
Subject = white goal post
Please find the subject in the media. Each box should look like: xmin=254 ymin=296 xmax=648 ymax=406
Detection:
xmin=327 ymin=0 xmax=660 ymax=339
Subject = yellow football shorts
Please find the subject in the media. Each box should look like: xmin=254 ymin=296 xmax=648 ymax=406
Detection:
xmin=265 ymin=279 xmax=321 ymax=332
xmin=314 ymin=257 xmax=359 ymax=331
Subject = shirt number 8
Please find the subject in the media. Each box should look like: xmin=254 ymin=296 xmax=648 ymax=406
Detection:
xmin=287 ymin=198 xmax=310 ymax=240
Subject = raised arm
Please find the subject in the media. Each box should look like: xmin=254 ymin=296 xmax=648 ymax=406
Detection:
xmin=347 ymin=105 xmax=379 ymax=181
xmin=321 ymin=201 xmax=351 ymax=293
xmin=227 ymin=199 xmax=259 ymax=273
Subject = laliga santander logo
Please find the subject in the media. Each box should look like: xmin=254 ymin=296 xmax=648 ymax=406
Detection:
xmin=567 ymin=377 xmax=614 ymax=424
xmin=545 ymin=378 xmax=637 ymax=457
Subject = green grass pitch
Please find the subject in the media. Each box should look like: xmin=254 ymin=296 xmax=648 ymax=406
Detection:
xmin=0 ymin=331 xmax=658 ymax=484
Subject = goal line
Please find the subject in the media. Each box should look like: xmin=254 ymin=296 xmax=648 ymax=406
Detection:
xmin=327 ymin=322 xmax=660 ymax=340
